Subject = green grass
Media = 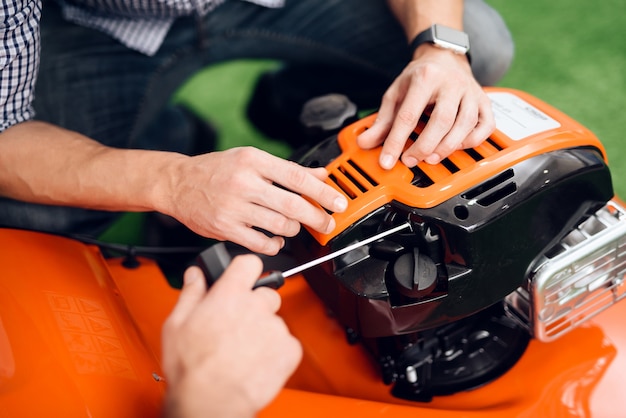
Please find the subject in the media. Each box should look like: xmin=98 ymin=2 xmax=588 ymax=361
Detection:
xmin=488 ymin=0 xmax=626 ymax=196
xmin=174 ymin=60 xmax=289 ymax=157
xmin=102 ymin=0 xmax=626 ymax=241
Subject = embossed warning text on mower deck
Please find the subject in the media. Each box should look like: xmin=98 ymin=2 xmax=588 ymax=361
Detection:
xmin=488 ymin=92 xmax=560 ymax=140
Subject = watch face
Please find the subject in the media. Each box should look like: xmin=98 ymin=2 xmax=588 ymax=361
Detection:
xmin=433 ymin=24 xmax=470 ymax=53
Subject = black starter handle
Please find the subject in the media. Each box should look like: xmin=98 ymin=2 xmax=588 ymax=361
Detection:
xmin=196 ymin=242 xmax=285 ymax=290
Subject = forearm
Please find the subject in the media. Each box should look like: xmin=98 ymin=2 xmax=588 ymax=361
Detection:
xmin=386 ymin=0 xmax=464 ymax=41
xmin=0 ymin=120 xmax=182 ymax=213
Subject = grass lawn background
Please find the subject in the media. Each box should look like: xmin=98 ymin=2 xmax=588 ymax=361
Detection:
xmin=490 ymin=0 xmax=626 ymax=193
xmin=103 ymin=0 xmax=626 ymax=241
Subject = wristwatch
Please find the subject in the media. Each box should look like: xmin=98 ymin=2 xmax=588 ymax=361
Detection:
xmin=409 ymin=24 xmax=471 ymax=60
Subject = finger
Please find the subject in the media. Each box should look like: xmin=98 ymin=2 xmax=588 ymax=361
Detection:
xmin=220 ymin=180 xmax=331 ymax=250
xmin=402 ymin=91 xmax=459 ymax=166
xmin=214 ymin=254 xmax=282 ymax=312
xmin=382 ymin=80 xmax=432 ymax=169
xmin=226 ymin=222 xmax=285 ymax=256
xmin=356 ymin=83 xmax=403 ymax=151
xmin=258 ymin=158 xmax=346 ymax=216
xmin=282 ymin=162 xmax=348 ymax=214
xmin=253 ymin=286 xmax=282 ymax=314
xmin=166 ymin=266 xmax=207 ymax=325
xmin=461 ymin=97 xmax=496 ymax=149
xmin=254 ymin=183 xmax=337 ymax=235
xmin=427 ymin=98 xmax=479 ymax=164
xmin=356 ymin=116 xmax=391 ymax=150
xmin=238 ymin=201 xmax=302 ymax=238
xmin=213 ymin=254 xmax=265 ymax=293
xmin=308 ymin=167 xmax=330 ymax=181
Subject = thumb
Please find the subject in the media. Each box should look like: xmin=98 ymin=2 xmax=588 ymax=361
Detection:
xmin=213 ymin=254 xmax=264 ymax=293
xmin=167 ymin=266 xmax=207 ymax=324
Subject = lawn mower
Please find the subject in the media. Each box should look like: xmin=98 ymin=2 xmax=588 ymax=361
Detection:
xmin=2 ymin=87 xmax=626 ymax=417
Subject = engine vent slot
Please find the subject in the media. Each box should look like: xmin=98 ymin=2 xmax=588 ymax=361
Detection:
xmin=411 ymin=166 xmax=435 ymax=187
xmin=409 ymin=134 xmax=507 ymax=187
xmin=328 ymin=159 xmax=377 ymax=201
xmin=486 ymin=138 xmax=504 ymax=151
xmin=347 ymin=160 xmax=378 ymax=187
xmin=440 ymin=158 xmax=460 ymax=174
xmin=476 ymin=182 xmax=517 ymax=207
xmin=462 ymin=169 xmax=516 ymax=203
xmin=464 ymin=148 xmax=485 ymax=162
xmin=338 ymin=166 xmax=367 ymax=193
xmin=442 ymin=139 xmax=503 ymax=174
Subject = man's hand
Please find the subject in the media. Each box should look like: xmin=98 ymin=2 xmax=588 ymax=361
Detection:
xmin=165 ymin=147 xmax=347 ymax=255
xmin=358 ymin=45 xmax=495 ymax=169
xmin=0 ymin=122 xmax=346 ymax=255
xmin=162 ymin=256 xmax=302 ymax=418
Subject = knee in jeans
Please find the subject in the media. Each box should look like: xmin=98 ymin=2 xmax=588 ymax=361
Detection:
xmin=474 ymin=34 xmax=515 ymax=86
xmin=463 ymin=0 xmax=516 ymax=86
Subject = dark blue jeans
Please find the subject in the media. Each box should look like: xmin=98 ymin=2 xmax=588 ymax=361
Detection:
xmin=0 ymin=0 xmax=513 ymax=236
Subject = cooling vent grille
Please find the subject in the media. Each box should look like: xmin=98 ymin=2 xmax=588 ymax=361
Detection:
xmin=327 ymin=135 xmax=511 ymax=205
xmin=461 ymin=169 xmax=517 ymax=207
xmin=411 ymin=137 xmax=506 ymax=187
xmin=328 ymin=160 xmax=379 ymax=200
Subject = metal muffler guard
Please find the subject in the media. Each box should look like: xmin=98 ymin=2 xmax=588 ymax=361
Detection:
xmin=505 ymin=199 xmax=626 ymax=342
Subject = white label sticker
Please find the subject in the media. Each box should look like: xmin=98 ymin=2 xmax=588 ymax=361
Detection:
xmin=488 ymin=92 xmax=561 ymax=141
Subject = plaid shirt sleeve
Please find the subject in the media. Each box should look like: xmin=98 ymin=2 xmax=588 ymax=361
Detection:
xmin=0 ymin=0 xmax=42 ymax=132
xmin=60 ymin=0 xmax=284 ymax=56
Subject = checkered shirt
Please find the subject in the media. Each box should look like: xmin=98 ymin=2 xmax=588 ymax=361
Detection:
xmin=0 ymin=0 xmax=283 ymax=132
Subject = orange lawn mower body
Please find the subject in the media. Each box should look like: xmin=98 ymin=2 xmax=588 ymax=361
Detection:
xmin=2 ymin=88 xmax=626 ymax=417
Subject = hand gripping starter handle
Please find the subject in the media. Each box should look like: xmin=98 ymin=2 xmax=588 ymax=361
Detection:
xmin=195 ymin=223 xmax=411 ymax=291
xmin=196 ymin=242 xmax=285 ymax=290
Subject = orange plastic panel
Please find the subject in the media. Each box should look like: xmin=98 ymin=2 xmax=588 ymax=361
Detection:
xmin=264 ymin=275 xmax=626 ymax=417
xmin=308 ymin=87 xmax=608 ymax=245
xmin=0 ymin=229 xmax=170 ymax=417
xmin=2 ymin=228 xmax=626 ymax=416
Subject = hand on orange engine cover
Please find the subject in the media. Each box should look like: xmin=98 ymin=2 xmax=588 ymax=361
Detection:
xmin=357 ymin=45 xmax=495 ymax=169
xmin=164 ymin=146 xmax=347 ymax=256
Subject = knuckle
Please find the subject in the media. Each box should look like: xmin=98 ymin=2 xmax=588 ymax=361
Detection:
xmin=436 ymin=142 xmax=456 ymax=158
xmin=234 ymin=146 xmax=259 ymax=164
xmin=272 ymin=215 xmax=300 ymax=237
xmin=412 ymin=135 xmax=436 ymax=154
xmin=380 ymin=89 xmax=396 ymax=105
xmin=223 ymin=173 xmax=245 ymax=190
xmin=208 ymin=215 xmax=231 ymax=238
xmin=411 ymin=63 xmax=437 ymax=82
xmin=466 ymin=136 xmax=486 ymax=149
xmin=431 ymin=113 xmax=455 ymax=131
xmin=413 ymin=142 xmax=435 ymax=159
xmin=257 ymin=238 xmax=280 ymax=256
xmin=395 ymin=108 xmax=420 ymax=127
xmin=482 ymin=118 xmax=497 ymax=135
xmin=285 ymin=163 xmax=308 ymax=189
xmin=279 ymin=194 xmax=301 ymax=217
xmin=462 ymin=112 xmax=479 ymax=128
xmin=284 ymin=220 xmax=301 ymax=237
